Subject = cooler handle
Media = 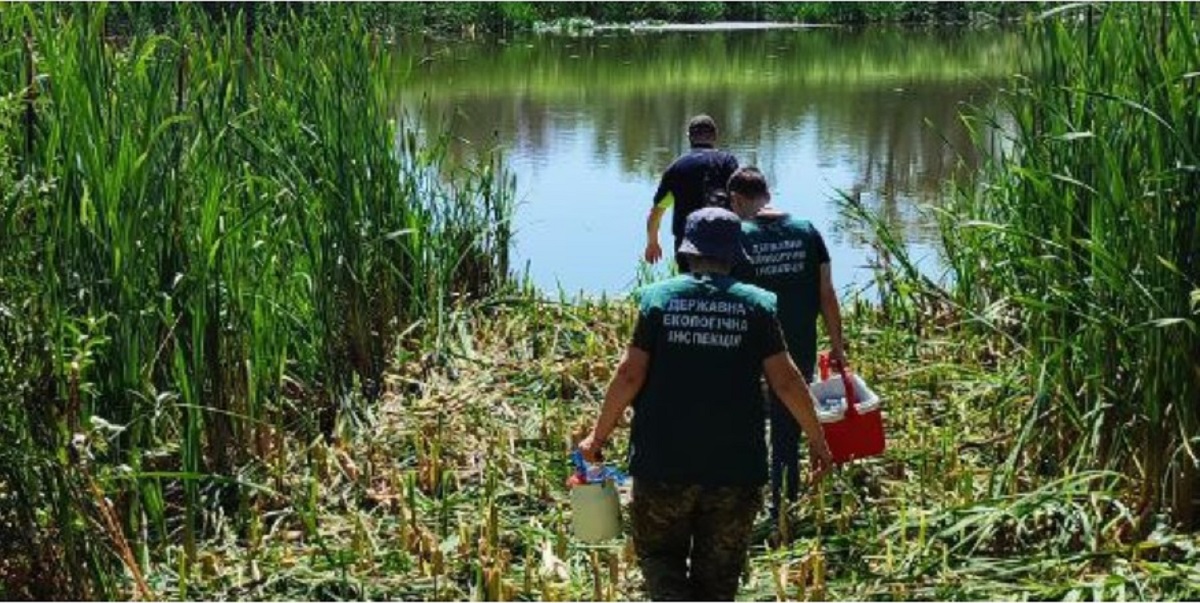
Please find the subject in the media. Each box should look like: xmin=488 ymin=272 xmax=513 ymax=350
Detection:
xmin=818 ymin=352 xmax=860 ymax=417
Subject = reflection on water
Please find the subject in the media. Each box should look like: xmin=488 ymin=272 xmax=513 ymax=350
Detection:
xmin=394 ymin=25 xmax=1026 ymax=296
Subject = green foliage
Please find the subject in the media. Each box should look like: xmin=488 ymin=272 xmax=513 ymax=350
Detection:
xmin=852 ymin=2 xmax=1200 ymax=525
xmin=0 ymin=3 xmax=514 ymax=596
xmin=784 ymin=2 xmax=980 ymax=24
xmin=497 ymin=2 xmax=540 ymax=30
xmin=66 ymin=2 xmax=1040 ymax=36
xmin=956 ymin=2 xmax=1199 ymax=524
xmin=4 ymin=1 xmax=1196 ymax=599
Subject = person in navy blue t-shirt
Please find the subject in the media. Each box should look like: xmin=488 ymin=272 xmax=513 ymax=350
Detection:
xmin=644 ymin=115 xmax=739 ymax=272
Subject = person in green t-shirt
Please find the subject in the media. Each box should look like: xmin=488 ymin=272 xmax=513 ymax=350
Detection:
xmin=579 ymin=206 xmax=833 ymax=601
xmin=727 ymin=167 xmax=849 ymax=524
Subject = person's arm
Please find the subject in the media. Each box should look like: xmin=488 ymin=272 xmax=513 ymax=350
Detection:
xmin=763 ymin=350 xmax=834 ymax=484
xmin=645 ymin=205 xmax=667 ymax=263
xmin=818 ymin=263 xmax=848 ymax=369
xmin=645 ymin=169 xmax=675 ymax=264
xmin=578 ymin=346 xmax=650 ymax=462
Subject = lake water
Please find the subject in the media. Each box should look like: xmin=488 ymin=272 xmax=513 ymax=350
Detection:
xmin=395 ymin=25 xmax=1026 ymax=297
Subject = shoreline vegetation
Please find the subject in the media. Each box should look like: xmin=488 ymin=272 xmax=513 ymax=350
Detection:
xmin=63 ymin=2 xmax=1040 ymax=39
xmin=1 ymin=2 xmax=1198 ymax=601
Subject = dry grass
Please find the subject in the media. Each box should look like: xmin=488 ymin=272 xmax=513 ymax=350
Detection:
xmin=120 ymin=295 xmax=1200 ymax=601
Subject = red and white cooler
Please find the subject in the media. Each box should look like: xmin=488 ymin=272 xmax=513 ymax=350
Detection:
xmin=809 ymin=353 xmax=886 ymax=463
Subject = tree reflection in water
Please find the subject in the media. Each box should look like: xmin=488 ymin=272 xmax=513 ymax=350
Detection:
xmin=393 ymin=25 xmax=1029 ymax=293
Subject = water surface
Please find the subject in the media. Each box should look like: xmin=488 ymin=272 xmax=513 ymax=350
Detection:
xmin=395 ymin=25 xmax=1025 ymax=296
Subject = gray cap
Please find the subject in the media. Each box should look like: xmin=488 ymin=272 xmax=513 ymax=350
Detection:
xmin=677 ymin=207 xmax=750 ymax=265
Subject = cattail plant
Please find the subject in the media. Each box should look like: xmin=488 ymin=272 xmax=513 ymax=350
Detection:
xmin=0 ymin=3 xmax=513 ymax=596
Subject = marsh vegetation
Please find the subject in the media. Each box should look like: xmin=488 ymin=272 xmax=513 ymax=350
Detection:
xmin=1 ymin=3 xmax=1197 ymax=601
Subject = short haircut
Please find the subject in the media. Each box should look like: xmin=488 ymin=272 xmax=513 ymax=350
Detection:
xmin=727 ymin=167 xmax=769 ymax=198
xmin=687 ymin=114 xmax=718 ymax=139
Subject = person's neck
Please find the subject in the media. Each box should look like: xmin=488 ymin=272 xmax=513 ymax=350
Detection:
xmin=690 ymin=141 xmax=716 ymax=149
xmin=733 ymin=202 xmax=770 ymax=220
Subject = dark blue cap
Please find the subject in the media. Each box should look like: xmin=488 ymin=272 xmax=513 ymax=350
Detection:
xmin=677 ymin=207 xmax=750 ymax=265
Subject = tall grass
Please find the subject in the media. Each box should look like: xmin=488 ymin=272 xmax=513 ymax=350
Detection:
xmin=4 ymin=2 xmax=1197 ymax=600
xmin=0 ymin=4 xmax=513 ymax=597
xmin=858 ymin=3 xmax=1199 ymax=526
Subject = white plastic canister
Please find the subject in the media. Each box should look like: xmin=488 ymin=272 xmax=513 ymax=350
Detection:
xmin=570 ymin=480 xmax=622 ymax=542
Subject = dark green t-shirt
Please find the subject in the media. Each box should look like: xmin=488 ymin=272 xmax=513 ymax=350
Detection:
xmin=627 ymin=273 xmax=786 ymax=486
xmin=735 ymin=214 xmax=831 ymax=378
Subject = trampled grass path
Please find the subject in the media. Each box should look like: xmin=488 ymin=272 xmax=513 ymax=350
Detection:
xmin=168 ymin=298 xmax=1200 ymax=601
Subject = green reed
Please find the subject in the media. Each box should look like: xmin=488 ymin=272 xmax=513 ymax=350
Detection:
xmin=5 ymin=3 xmax=1198 ymax=600
xmin=851 ymin=3 xmax=1200 ymax=526
xmin=946 ymin=3 xmax=1199 ymax=524
xmin=0 ymin=4 xmax=513 ymax=597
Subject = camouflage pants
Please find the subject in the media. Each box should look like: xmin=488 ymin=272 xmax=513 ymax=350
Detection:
xmin=631 ymin=480 xmax=763 ymax=601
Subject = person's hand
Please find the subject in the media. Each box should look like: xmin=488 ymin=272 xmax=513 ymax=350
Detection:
xmin=644 ymin=241 xmax=663 ymax=264
xmin=578 ymin=433 xmax=605 ymax=464
xmin=808 ymin=441 xmax=834 ymax=485
xmin=828 ymin=346 xmax=849 ymax=372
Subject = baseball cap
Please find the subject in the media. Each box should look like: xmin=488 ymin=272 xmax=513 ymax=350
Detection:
xmin=677 ymin=207 xmax=750 ymax=265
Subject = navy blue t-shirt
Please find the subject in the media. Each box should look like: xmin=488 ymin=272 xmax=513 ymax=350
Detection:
xmin=652 ymin=145 xmax=739 ymax=246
